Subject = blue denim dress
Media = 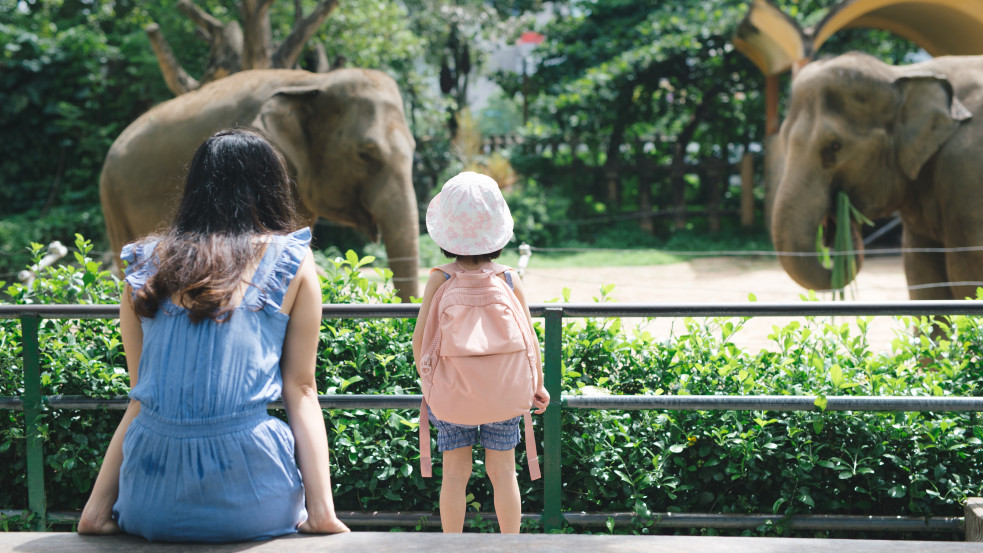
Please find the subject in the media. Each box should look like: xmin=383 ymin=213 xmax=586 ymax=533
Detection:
xmin=112 ymin=228 xmax=311 ymax=542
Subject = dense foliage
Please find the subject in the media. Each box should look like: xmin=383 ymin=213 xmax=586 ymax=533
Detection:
xmin=2 ymin=241 xmax=982 ymax=537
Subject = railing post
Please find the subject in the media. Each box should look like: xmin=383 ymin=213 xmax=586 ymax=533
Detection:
xmin=21 ymin=313 xmax=46 ymax=530
xmin=542 ymin=307 xmax=563 ymax=532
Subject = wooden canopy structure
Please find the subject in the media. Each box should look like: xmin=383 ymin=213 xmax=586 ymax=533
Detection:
xmin=735 ymin=0 xmax=983 ymax=133
xmin=736 ymin=0 xmax=983 ymax=77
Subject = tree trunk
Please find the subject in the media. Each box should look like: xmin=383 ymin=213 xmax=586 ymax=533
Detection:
xmin=741 ymin=152 xmax=754 ymax=227
xmin=147 ymin=0 xmax=338 ymax=95
xmin=705 ymin=158 xmax=724 ymax=233
xmin=179 ymin=0 xmax=242 ymax=81
xmin=669 ymin=82 xmax=722 ymax=229
xmin=239 ymin=0 xmax=275 ymax=70
xmin=273 ymin=0 xmax=339 ymax=69
xmin=636 ymin=138 xmax=654 ymax=234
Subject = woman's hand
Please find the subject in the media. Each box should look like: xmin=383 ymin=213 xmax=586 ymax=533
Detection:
xmin=533 ymin=385 xmax=551 ymax=414
xmin=298 ymin=514 xmax=350 ymax=534
xmin=77 ymin=509 xmax=121 ymax=535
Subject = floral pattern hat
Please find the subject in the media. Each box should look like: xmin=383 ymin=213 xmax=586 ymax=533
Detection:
xmin=426 ymin=171 xmax=514 ymax=255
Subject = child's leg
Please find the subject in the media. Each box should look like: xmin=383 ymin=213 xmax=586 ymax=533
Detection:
xmin=485 ymin=448 xmax=520 ymax=533
xmin=439 ymin=446 xmax=473 ymax=533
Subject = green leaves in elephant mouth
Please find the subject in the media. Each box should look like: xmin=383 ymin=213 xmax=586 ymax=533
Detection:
xmin=815 ymin=191 xmax=874 ymax=299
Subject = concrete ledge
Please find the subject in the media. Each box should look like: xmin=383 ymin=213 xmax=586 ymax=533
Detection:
xmin=966 ymin=498 xmax=983 ymax=541
xmin=0 ymin=532 xmax=980 ymax=553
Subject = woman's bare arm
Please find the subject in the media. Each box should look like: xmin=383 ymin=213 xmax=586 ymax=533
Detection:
xmin=78 ymin=286 xmax=142 ymax=534
xmin=280 ymin=251 xmax=349 ymax=534
xmin=511 ymin=275 xmax=550 ymax=414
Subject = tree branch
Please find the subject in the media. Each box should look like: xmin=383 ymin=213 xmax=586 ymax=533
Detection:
xmin=145 ymin=23 xmax=200 ymax=95
xmin=175 ymin=0 xmax=245 ymax=88
xmin=177 ymin=0 xmax=223 ymax=39
xmin=273 ymin=0 xmax=338 ymax=69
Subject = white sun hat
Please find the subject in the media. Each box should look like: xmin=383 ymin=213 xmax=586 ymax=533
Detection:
xmin=426 ymin=171 xmax=514 ymax=255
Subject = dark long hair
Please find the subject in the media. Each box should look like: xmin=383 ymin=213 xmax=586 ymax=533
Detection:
xmin=133 ymin=128 xmax=302 ymax=323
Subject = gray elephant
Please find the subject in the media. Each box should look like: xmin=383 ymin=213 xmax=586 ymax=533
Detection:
xmin=100 ymin=68 xmax=419 ymax=300
xmin=772 ymin=52 xmax=983 ymax=300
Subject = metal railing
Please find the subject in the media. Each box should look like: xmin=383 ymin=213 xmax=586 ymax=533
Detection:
xmin=2 ymin=301 xmax=982 ymax=535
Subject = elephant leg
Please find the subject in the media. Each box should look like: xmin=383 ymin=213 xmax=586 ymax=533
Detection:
xmin=902 ymin=227 xmax=954 ymax=344
xmin=902 ymin=227 xmax=951 ymax=301
xmin=945 ymin=246 xmax=983 ymax=301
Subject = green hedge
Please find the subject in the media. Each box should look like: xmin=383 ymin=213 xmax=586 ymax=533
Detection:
xmin=1 ymin=236 xmax=982 ymax=536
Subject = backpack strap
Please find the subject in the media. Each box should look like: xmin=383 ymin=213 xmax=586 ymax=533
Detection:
xmin=416 ymin=267 xmax=456 ymax=479
xmin=447 ymin=261 xmax=517 ymax=288
xmin=524 ymin=412 xmax=541 ymax=480
xmin=430 ymin=262 xmax=515 ymax=289
xmin=430 ymin=263 xmax=458 ymax=281
xmin=419 ymin=397 xmax=433 ymax=478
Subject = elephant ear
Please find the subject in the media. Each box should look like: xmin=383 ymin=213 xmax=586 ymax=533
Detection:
xmin=893 ymin=72 xmax=972 ymax=181
xmin=250 ymin=87 xmax=322 ymax=174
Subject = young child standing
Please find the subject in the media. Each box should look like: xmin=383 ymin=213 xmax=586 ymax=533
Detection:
xmin=412 ymin=171 xmax=550 ymax=534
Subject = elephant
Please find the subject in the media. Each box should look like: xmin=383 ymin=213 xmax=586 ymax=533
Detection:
xmin=772 ymin=52 xmax=983 ymax=301
xmin=100 ymin=68 xmax=419 ymax=301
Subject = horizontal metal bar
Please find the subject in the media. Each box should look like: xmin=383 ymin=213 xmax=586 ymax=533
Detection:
xmin=287 ymin=394 xmax=422 ymax=410
xmin=321 ymin=304 xmax=419 ymax=319
xmin=548 ymin=301 xmax=983 ymax=318
xmin=44 ymin=396 xmax=129 ymax=410
xmin=29 ymin=394 xmax=983 ymax=413
xmin=24 ymin=510 xmax=963 ymax=533
xmin=564 ymin=395 xmax=983 ymax=412
xmin=0 ymin=304 xmax=120 ymax=319
xmin=0 ymin=398 xmax=23 ymax=410
xmin=2 ymin=301 xmax=983 ymax=320
xmin=36 ymin=394 xmax=425 ymax=411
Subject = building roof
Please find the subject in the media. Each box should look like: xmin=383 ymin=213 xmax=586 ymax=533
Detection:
xmin=734 ymin=0 xmax=983 ymax=76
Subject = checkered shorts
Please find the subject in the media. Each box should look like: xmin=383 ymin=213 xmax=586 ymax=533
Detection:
xmin=427 ymin=408 xmax=522 ymax=452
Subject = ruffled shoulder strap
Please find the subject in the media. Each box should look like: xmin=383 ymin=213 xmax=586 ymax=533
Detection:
xmin=254 ymin=227 xmax=312 ymax=310
xmin=120 ymin=239 xmax=161 ymax=295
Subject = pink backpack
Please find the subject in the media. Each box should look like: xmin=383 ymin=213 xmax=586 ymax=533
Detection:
xmin=416 ymin=262 xmax=542 ymax=480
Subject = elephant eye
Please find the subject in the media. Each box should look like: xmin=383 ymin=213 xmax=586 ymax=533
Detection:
xmin=358 ymin=143 xmax=382 ymax=173
xmin=821 ymin=141 xmax=841 ymax=166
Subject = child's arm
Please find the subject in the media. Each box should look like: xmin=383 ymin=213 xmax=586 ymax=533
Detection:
xmin=280 ymin=251 xmax=349 ymax=534
xmin=412 ymin=271 xmax=448 ymax=363
xmin=78 ymin=285 xmax=142 ymax=534
xmin=511 ymin=274 xmax=550 ymax=414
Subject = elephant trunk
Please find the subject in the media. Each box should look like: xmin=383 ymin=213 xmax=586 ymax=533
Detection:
xmin=372 ymin=181 xmax=420 ymax=302
xmin=773 ymin=222 xmax=833 ymax=292
xmin=772 ymin=187 xmax=865 ymax=292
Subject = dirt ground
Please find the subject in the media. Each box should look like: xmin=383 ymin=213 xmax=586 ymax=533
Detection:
xmin=516 ymin=254 xmax=913 ymax=352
